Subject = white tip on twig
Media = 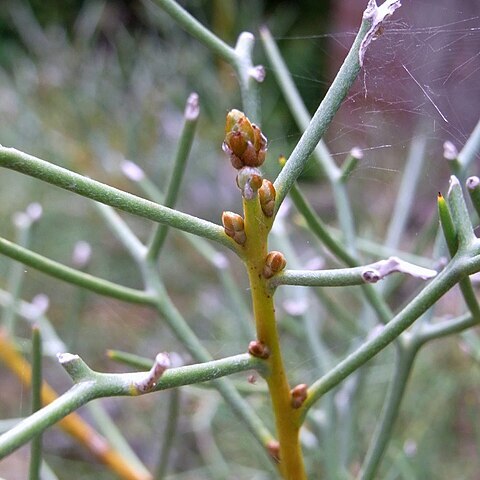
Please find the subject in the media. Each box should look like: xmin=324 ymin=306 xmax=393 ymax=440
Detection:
xmin=121 ymin=160 xmax=145 ymax=182
xmin=466 ymin=176 xmax=480 ymax=190
xmin=57 ymin=352 xmax=80 ymax=365
xmin=360 ymin=0 xmax=402 ymax=67
xmin=184 ymin=92 xmax=200 ymax=120
xmin=443 ymin=141 xmax=458 ymax=160
xmin=26 ymin=203 xmax=43 ymax=222
xmin=72 ymin=241 xmax=92 ymax=268
xmin=447 ymin=175 xmax=460 ymax=197
xmin=362 ymin=256 xmax=437 ymax=283
xmin=350 ymin=147 xmax=364 ymax=160
xmin=135 ymin=352 xmax=171 ymax=394
xmin=249 ymin=65 xmax=266 ymax=82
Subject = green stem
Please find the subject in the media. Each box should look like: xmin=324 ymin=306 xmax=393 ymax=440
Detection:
xmin=147 ymin=93 xmax=200 ymax=260
xmin=94 ymin=203 xmax=146 ymax=262
xmin=301 ymin=251 xmax=480 ymax=416
xmin=150 ymin=280 xmax=274 ymax=451
xmin=150 ymin=0 xmax=236 ymax=64
xmin=270 ymin=266 xmax=381 ymax=288
xmin=289 ymin=185 xmax=393 ymax=323
xmin=272 ymin=12 xmax=376 ymax=210
xmin=155 ymin=389 xmax=180 ymax=479
xmin=29 ymin=326 xmax=43 ymax=480
xmin=2 ymin=214 xmax=32 ymax=335
xmin=0 ymin=353 xmax=264 ymax=459
xmin=467 ymin=176 xmax=480 ymax=218
xmin=0 ymin=237 xmax=154 ymax=305
xmin=458 ymin=117 xmax=480 ymax=172
xmin=0 ymin=147 xmax=237 ymax=253
xmin=358 ymin=341 xmax=417 ymax=480
xmin=150 ymin=0 xmax=260 ymax=122
xmin=417 ymin=313 xmax=478 ymax=343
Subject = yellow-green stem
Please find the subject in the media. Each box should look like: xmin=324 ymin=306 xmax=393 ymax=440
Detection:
xmin=242 ymin=196 xmax=306 ymax=480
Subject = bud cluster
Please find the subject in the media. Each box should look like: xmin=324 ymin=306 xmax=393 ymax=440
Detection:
xmin=223 ymin=109 xmax=267 ymax=169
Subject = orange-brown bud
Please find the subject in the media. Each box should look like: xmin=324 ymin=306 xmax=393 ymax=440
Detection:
xmin=263 ymin=251 xmax=287 ymax=279
xmin=259 ymin=179 xmax=276 ymax=217
xmin=248 ymin=340 xmax=270 ymax=359
xmin=223 ymin=109 xmax=267 ymax=169
xmin=222 ymin=211 xmax=246 ymax=245
xmin=290 ymin=383 xmax=308 ymax=409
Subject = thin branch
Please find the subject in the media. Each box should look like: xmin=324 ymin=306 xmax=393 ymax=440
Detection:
xmin=146 ymin=0 xmax=236 ymax=64
xmin=147 ymin=92 xmax=200 ymax=260
xmin=417 ymin=313 xmax=478 ymax=343
xmin=0 ymin=237 xmax=154 ymax=305
xmin=0 ymin=352 xmax=265 ymax=459
xmin=271 ymin=258 xmax=436 ymax=288
xmin=458 ymin=116 xmax=480 ymax=172
xmin=272 ymin=1 xmax=401 ymax=211
xmin=358 ymin=342 xmax=417 ymax=479
xmin=301 ymin=251 xmax=480 ymax=416
xmin=0 ymin=146 xmax=238 ymax=253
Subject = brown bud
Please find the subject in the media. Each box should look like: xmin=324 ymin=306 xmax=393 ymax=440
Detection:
xmin=248 ymin=340 xmax=270 ymax=359
xmin=263 ymin=251 xmax=287 ymax=279
xmin=222 ymin=211 xmax=246 ymax=245
xmin=290 ymin=383 xmax=308 ymax=409
xmin=259 ymin=179 xmax=276 ymax=217
xmin=266 ymin=440 xmax=280 ymax=463
xmin=223 ymin=109 xmax=267 ymax=169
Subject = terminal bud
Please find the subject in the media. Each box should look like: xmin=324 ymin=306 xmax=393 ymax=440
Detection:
xmin=223 ymin=109 xmax=267 ymax=169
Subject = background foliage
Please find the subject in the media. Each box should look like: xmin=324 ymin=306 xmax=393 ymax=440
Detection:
xmin=1 ymin=1 xmax=479 ymax=478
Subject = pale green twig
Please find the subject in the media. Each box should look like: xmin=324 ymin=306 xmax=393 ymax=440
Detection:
xmin=155 ymin=389 xmax=180 ymax=479
xmin=29 ymin=326 xmax=43 ymax=480
xmin=457 ymin=117 xmax=480 ymax=172
xmin=301 ymin=250 xmax=480 ymax=417
xmin=271 ymin=257 xmax=436 ymax=288
xmin=147 ymin=93 xmax=200 ymax=260
xmin=0 ymin=352 xmax=265 ymax=459
xmin=466 ymin=176 xmax=480 ymax=218
xmin=358 ymin=341 xmax=417 ymax=480
xmin=149 ymin=0 xmax=263 ymax=122
xmin=272 ymin=1 xmax=401 ymax=211
xmin=0 ymin=238 xmax=154 ymax=305
xmin=0 ymin=147 xmax=238 ymax=253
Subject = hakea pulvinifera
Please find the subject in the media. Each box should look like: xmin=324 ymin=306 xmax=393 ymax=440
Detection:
xmin=223 ymin=109 xmax=267 ymax=169
xmin=222 ymin=211 xmax=246 ymax=245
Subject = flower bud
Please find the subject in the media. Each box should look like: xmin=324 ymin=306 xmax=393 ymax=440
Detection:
xmin=223 ymin=109 xmax=267 ymax=169
xmin=222 ymin=211 xmax=246 ymax=245
xmin=259 ymin=179 xmax=276 ymax=217
xmin=248 ymin=340 xmax=270 ymax=359
xmin=290 ymin=383 xmax=308 ymax=409
xmin=263 ymin=251 xmax=287 ymax=279
xmin=236 ymin=166 xmax=263 ymax=200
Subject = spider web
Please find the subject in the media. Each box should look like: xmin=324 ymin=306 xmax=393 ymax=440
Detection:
xmin=272 ymin=0 xmax=480 ymax=188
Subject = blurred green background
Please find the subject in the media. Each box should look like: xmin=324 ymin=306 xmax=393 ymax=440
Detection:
xmin=0 ymin=1 xmax=479 ymax=479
